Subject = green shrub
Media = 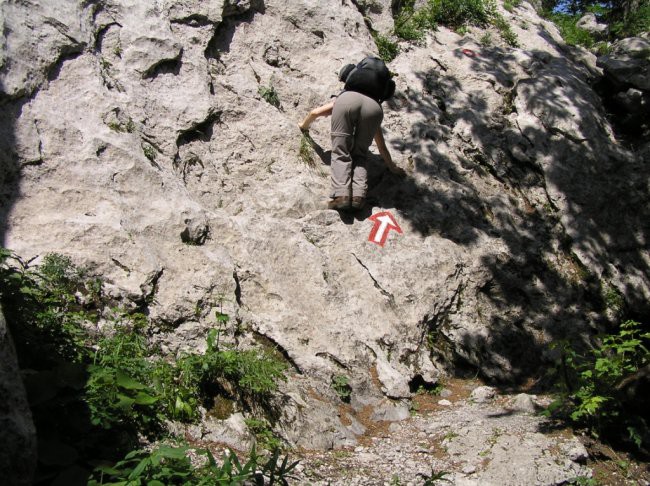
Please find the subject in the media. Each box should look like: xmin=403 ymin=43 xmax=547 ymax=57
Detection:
xmin=392 ymin=0 xmax=517 ymax=46
xmin=0 ymin=250 xmax=92 ymax=367
xmin=492 ymin=13 xmax=520 ymax=47
xmin=480 ymin=31 xmax=493 ymax=46
xmin=0 ymin=249 xmax=289 ymax=482
xmin=611 ymin=3 xmax=650 ymax=38
xmin=87 ymin=324 xmax=288 ymax=430
xmin=430 ymin=0 xmax=495 ymax=28
xmin=299 ymin=133 xmax=315 ymax=167
xmin=142 ymin=143 xmax=157 ymax=162
xmin=373 ymin=31 xmax=400 ymax=62
xmin=394 ymin=1 xmax=437 ymax=41
xmin=245 ymin=418 xmax=284 ymax=451
xmin=259 ymin=85 xmax=280 ymax=108
xmin=547 ymin=320 xmax=650 ymax=448
xmin=332 ymin=374 xmax=352 ymax=403
xmin=89 ymin=444 xmax=299 ymax=485
xmin=503 ymin=0 xmax=521 ymax=13
xmin=547 ymin=13 xmax=596 ymax=47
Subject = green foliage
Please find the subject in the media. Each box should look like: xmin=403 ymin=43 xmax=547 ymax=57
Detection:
xmin=547 ymin=320 xmax=650 ymax=447
xmin=0 ymin=250 xmax=93 ymax=367
xmin=392 ymin=0 xmax=518 ymax=47
xmin=87 ymin=325 xmax=287 ymax=430
xmin=299 ymin=133 xmax=316 ymax=167
xmin=89 ymin=444 xmax=299 ymax=485
xmin=416 ymin=382 xmax=444 ymax=396
xmin=245 ymin=418 xmax=284 ymax=451
xmin=566 ymin=476 xmax=599 ymax=486
xmin=543 ymin=0 xmax=649 ymax=40
xmin=611 ymin=2 xmax=650 ymax=37
xmin=420 ymin=467 xmax=452 ymax=484
xmin=142 ymin=143 xmax=157 ymax=162
xmin=430 ymin=0 xmax=496 ymax=28
xmin=394 ymin=1 xmax=438 ymax=41
xmin=492 ymin=13 xmax=520 ymax=47
xmin=548 ymin=12 xmax=597 ymax=47
xmin=503 ymin=0 xmax=522 ymax=12
xmin=258 ymin=85 xmax=280 ymax=108
xmin=331 ymin=374 xmax=352 ymax=403
xmin=0 ymin=249 xmax=289 ymax=482
xmin=480 ymin=31 xmax=493 ymax=46
xmin=372 ymin=31 xmax=400 ymax=62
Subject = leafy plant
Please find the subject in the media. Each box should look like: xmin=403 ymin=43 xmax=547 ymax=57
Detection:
xmin=492 ymin=13 xmax=520 ymax=47
xmin=547 ymin=12 xmax=596 ymax=47
xmin=142 ymin=143 xmax=157 ymax=162
xmin=503 ymin=0 xmax=521 ymax=12
xmin=299 ymin=133 xmax=315 ymax=166
xmin=430 ymin=0 xmax=495 ymax=29
xmin=0 ymin=250 xmax=92 ymax=367
xmin=547 ymin=320 xmax=650 ymax=447
xmin=394 ymin=0 xmax=437 ymax=41
xmin=393 ymin=0 xmax=517 ymax=46
xmin=89 ymin=444 xmax=299 ymax=485
xmin=0 ymin=249 xmax=289 ymax=483
xmin=332 ymin=374 xmax=352 ymax=403
xmin=372 ymin=31 xmax=400 ymax=62
xmin=480 ymin=31 xmax=493 ymax=46
xmin=244 ymin=418 xmax=284 ymax=451
xmin=259 ymin=85 xmax=280 ymax=108
xmin=419 ymin=467 xmax=452 ymax=484
xmin=611 ymin=2 xmax=650 ymax=37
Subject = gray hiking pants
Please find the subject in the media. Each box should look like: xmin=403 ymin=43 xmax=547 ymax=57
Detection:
xmin=330 ymin=91 xmax=383 ymax=199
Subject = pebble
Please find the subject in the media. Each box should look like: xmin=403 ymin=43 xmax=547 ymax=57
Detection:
xmin=463 ymin=464 xmax=477 ymax=474
xmin=438 ymin=399 xmax=452 ymax=406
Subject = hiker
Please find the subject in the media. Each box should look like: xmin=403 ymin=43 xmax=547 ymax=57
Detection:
xmin=298 ymin=57 xmax=404 ymax=211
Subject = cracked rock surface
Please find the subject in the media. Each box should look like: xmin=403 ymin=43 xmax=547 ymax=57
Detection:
xmin=1 ymin=0 xmax=648 ymax=464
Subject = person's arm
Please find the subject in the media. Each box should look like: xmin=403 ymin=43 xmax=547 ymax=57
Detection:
xmin=298 ymin=101 xmax=335 ymax=131
xmin=374 ymin=128 xmax=405 ymax=175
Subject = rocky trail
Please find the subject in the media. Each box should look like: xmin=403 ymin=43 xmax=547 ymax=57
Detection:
xmin=200 ymin=378 xmax=648 ymax=485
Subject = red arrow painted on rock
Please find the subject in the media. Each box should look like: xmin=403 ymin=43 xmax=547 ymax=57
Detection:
xmin=368 ymin=211 xmax=402 ymax=247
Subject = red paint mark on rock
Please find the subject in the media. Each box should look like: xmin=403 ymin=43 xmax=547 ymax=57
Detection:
xmin=368 ymin=211 xmax=402 ymax=247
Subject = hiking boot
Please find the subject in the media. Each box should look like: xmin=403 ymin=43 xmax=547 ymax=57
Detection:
xmin=327 ymin=196 xmax=351 ymax=210
xmin=351 ymin=196 xmax=365 ymax=210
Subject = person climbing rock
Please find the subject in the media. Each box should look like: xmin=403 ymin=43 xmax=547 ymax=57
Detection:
xmin=299 ymin=56 xmax=405 ymax=211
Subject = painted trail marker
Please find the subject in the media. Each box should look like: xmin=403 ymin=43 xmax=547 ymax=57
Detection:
xmin=368 ymin=211 xmax=402 ymax=247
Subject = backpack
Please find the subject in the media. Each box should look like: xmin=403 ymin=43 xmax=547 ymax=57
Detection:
xmin=339 ymin=57 xmax=395 ymax=103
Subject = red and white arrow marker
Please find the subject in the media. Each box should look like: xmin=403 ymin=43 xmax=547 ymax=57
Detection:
xmin=368 ymin=211 xmax=402 ymax=247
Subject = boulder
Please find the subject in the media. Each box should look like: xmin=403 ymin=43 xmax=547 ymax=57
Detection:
xmin=0 ymin=307 xmax=37 ymax=486
xmin=598 ymin=36 xmax=650 ymax=90
xmin=576 ymin=13 xmax=608 ymax=38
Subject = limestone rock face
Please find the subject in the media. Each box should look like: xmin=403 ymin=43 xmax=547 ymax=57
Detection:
xmin=598 ymin=36 xmax=650 ymax=90
xmin=1 ymin=0 xmax=648 ymax=452
xmin=0 ymin=307 xmax=36 ymax=485
xmin=597 ymin=35 xmax=650 ymax=143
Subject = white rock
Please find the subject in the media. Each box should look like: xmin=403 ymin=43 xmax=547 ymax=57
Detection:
xmin=509 ymin=393 xmax=537 ymax=414
xmin=470 ymin=386 xmax=496 ymax=403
